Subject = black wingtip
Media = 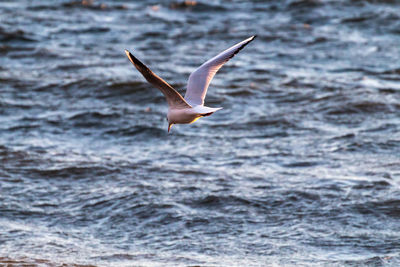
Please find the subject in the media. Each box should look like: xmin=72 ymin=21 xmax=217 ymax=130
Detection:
xmin=125 ymin=49 xmax=132 ymax=57
xmin=125 ymin=49 xmax=135 ymax=64
xmin=125 ymin=49 xmax=147 ymax=70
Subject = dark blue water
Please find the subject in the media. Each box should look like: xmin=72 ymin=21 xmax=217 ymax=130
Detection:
xmin=1 ymin=0 xmax=400 ymax=266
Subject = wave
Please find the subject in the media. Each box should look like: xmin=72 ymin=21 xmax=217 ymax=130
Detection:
xmin=323 ymin=101 xmax=399 ymax=115
xmin=104 ymin=126 xmax=165 ymax=137
xmin=0 ymin=27 xmax=36 ymax=43
xmin=0 ymin=257 xmax=95 ymax=267
xmin=55 ymin=26 xmax=110 ymax=34
xmin=169 ymin=1 xmax=226 ymax=12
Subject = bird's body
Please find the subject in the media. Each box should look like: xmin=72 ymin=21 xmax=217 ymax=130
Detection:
xmin=125 ymin=35 xmax=256 ymax=132
xmin=168 ymin=105 xmax=222 ymax=125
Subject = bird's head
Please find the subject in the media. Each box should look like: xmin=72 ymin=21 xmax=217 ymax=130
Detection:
xmin=166 ymin=116 xmax=173 ymax=133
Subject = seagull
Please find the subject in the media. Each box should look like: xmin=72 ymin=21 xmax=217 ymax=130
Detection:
xmin=125 ymin=35 xmax=256 ymax=132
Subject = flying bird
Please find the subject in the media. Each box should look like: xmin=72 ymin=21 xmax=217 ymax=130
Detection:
xmin=125 ymin=35 xmax=256 ymax=132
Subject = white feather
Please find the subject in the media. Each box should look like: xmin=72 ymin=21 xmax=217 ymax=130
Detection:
xmin=184 ymin=36 xmax=256 ymax=106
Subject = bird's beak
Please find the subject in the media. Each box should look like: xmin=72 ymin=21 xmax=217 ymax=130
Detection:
xmin=168 ymin=123 xmax=172 ymax=133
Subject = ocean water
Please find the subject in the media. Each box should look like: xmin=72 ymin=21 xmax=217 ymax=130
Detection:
xmin=1 ymin=0 xmax=400 ymax=266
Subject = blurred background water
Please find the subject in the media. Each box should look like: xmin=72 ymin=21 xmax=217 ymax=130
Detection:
xmin=1 ymin=0 xmax=400 ymax=266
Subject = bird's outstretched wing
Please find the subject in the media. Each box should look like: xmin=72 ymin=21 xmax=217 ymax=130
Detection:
xmin=184 ymin=36 xmax=256 ymax=106
xmin=125 ymin=50 xmax=191 ymax=109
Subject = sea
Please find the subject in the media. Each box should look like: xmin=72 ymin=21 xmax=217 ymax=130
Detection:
xmin=1 ymin=0 xmax=400 ymax=266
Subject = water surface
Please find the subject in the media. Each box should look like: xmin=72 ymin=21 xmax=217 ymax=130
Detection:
xmin=1 ymin=0 xmax=400 ymax=266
